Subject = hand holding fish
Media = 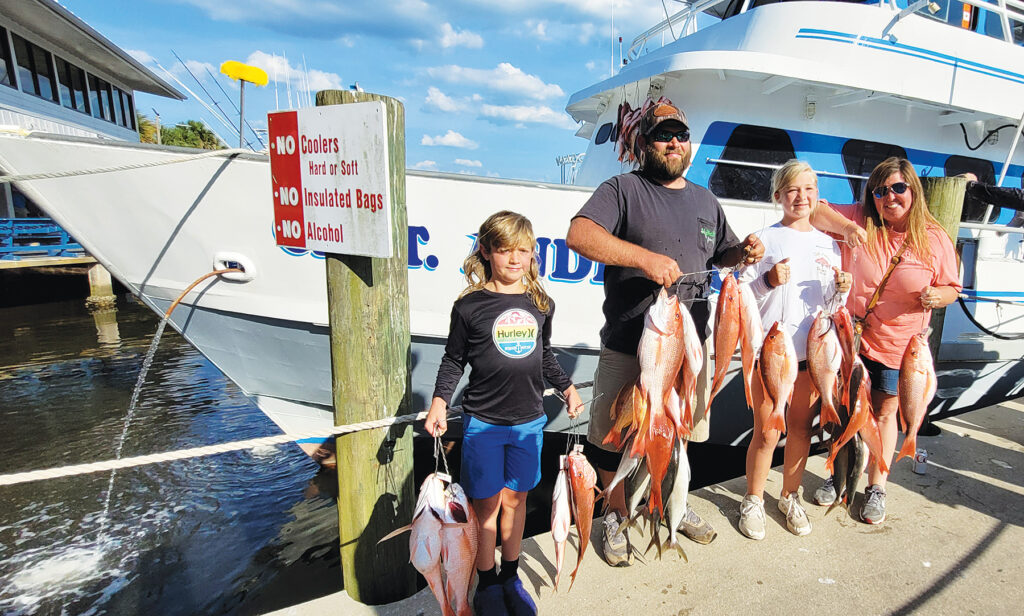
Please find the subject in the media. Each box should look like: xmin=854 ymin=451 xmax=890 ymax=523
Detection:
xmin=767 ymin=258 xmax=790 ymax=287
xmin=640 ymin=251 xmax=683 ymax=287
xmin=424 ymin=397 xmax=448 ymax=436
xmin=565 ymin=386 xmax=584 ymax=419
xmin=919 ymin=285 xmax=942 ymax=310
xmin=741 ymin=233 xmax=765 ymax=265
xmin=833 ymin=266 xmax=852 ymax=293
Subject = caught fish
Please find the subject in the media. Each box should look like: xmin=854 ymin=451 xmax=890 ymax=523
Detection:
xmin=826 ymin=433 xmax=867 ymax=516
xmin=707 ymin=272 xmax=741 ymax=416
xmin=567 ymin=449 xmax=598 ymax=591
xmin=603 ymin=377 xmax=645 ymax=450
xmin=832 ymin=306 xmax=857 ymax=385
xmin=441 ymin=483 xmax=478 ymax=616
xmin=896 ymin=333 xmax=937 ymax=463
xmin=379 ymin=474 xmax=452 ymax=616
xmin=807 ymin=310 xmax=843 ymax=428
xmin=601 ymin=442 xmax=642 ymax=506
xmin=659 ymin=439 xmax=691 ymax=562
xmin=826 ymin=361 xmax=889 ymax=476
xmin=737 ymin=282 xmax=764 ymax=411
xmin=551 ymin=458 xmax=572 ymax=591
xmin=676 ymin=300 xmax=705 ymax=434
xmin=758 ymin=321 xmax=798 ymax=436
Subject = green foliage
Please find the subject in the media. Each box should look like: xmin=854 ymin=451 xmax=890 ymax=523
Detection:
xmin=136 ymin=112 xmax=158 ymax=144
xmin=160 ymin=120 xmax=225 ymax=150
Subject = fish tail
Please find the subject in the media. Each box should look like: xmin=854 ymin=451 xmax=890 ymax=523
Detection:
xmin=377 ymin=524 xmax=413 ymax=544
xmin=673 ymin=539 xmax=688 ymax=563
xmin=820 ymin=398 xmax=842 ymax=428
xmin=763 ymin=407 xmax=787 ymax=436
xmin=895 ymin=433 xmax=916 ymax=465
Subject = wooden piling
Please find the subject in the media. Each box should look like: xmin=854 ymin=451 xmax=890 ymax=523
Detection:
xmin=85 ymin=263 xmax=116 ymax=308
xmin=317 ymin=89 xmax=417 ymax=604
xmin=920 ymin=175 xmax=966 ymax=365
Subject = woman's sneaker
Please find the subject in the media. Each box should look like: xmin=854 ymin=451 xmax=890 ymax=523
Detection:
xmin=860 ymin=484 xmax=886 ymax=524
xmin=777 ymin=492 xmax=812 ymax=536
xmin=813 ymin=476 xmax=838 ymax=506
xmin=738 ymin=494 xmax=766 ymax=540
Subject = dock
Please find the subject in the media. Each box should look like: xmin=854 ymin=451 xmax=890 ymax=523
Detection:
xmin=266 ymin=399 xmax=1024 ymax=615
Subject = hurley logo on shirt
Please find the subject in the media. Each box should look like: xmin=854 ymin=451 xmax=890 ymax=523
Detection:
xmin=492 ymin=309 xmax=539 ymax=358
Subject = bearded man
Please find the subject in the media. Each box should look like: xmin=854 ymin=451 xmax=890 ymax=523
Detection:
xmin=566 ymin=101 xmax=764 ymax=566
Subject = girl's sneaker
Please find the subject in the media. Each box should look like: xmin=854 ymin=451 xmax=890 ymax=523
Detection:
xmin=777 ymin=492 xmax=812 ymax=536
xmin=738 ymin=494 xmax=766 ymax=540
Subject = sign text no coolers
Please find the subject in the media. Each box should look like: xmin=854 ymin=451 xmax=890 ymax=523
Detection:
xmin=268 ymin=102 xmax=393 ymax=257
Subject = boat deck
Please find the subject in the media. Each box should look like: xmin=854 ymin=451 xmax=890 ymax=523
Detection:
xmin=269 ymin=398 xmax=1024 ymax=615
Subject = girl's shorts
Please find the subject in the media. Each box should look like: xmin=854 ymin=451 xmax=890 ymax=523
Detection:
xmin=461 ymin=414 xmax=545 ymax=500
xmin=861 ymin=355 xmax=900 ymax=396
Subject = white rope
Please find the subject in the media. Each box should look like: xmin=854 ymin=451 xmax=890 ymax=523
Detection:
xmin=0 ymin=381 xmax=595 ymax=488
xmin=0 ymin=148 xmax=252 ymax=184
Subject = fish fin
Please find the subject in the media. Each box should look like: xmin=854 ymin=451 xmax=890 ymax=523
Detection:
xmin=895 ymin=433 xmax=916 ymax=465
xmin=377 ymin=524 xmax=412 ymax=544
xmin=672 ymin=539 xmax=688 ymax=563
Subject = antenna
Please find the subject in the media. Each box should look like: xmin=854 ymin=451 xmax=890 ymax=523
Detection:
xmin=171 ymin=50 xmax=234 ymax=130
xmin=611 ymin=0 xmax=616 ymax=76
xmin=284 ymin=51 xmax=293 ymax=109
xmin=154 ymin=61 xmax=240 ymax=140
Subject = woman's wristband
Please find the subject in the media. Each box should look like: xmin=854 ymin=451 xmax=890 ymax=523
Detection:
xmin=763 ymin=271 xmax=775 ymax=289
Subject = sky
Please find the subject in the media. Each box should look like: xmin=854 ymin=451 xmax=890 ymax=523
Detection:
xmin=62 ymin=0 xmax=675 ymax=184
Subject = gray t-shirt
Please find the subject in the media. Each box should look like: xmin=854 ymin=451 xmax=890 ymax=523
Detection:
xmin=574 ymin=170 xmax=740 ymax=354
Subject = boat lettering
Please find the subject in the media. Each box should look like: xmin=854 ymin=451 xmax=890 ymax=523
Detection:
xmin=307 ymin=222 xmax=343 ymax=243
xmin=300 ymin=134 xmax=339 ymax=154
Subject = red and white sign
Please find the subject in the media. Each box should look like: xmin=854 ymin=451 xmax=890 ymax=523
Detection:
xmin=268 ymin=102 xmax=393 ymax=257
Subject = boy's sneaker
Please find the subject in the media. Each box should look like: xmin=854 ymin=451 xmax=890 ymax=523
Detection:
xmin=601 ymin=511 xmax=630 ymax=567
xmin=502 ymin=575 xmax=537 ymax=616
xmin=680 ymin=506 xmax=717 ymax=544
xmin=777 ymin=492 xmax=812 ymax=536
xmin=813 ymin=476 xmax=838 ymax=506
xmin=860 ymin=484 xmax=887 ymax=524
xmin=474 ymin=582 xmax=509 ymax=616
xmin=738 ymin=494 xmax=766 ymax=540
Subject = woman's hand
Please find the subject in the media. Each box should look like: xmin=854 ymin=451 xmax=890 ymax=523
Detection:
xmin=920 ymin=285 xmax=954 ymax=310
xmin=424 ymin=398 xmax=448 ymax=436
xmin=843 ymin=221 xmax=867 ymax=249
xmin=767 ymin=258 xmax=790 ymax=287
xmin=834 ymin=267 xmax=852 ymax=294
xmin=564 ymin=386 xmax=584 ymax=419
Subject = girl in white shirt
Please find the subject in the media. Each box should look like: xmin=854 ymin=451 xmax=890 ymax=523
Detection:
xmin=737 ymin=160 xmax=851 ymax=539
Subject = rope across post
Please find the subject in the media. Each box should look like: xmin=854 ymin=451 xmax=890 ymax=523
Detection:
xmin=316 ymin=89 xmax=417 ymax=604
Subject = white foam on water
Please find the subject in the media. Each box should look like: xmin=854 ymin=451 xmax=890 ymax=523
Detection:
xmin=10 ymin=545 xmax=106 ymax=591
xmin=250 ymin=444 xmax=283 ymax=459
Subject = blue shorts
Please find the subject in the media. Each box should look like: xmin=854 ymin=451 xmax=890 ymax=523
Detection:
xmin=461 ymin=414 xmax=545 ymax=499
xmin=862 ymin=355 xmax=899 ymax=396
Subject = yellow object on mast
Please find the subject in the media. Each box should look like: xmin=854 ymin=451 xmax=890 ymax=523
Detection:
xmin=220 ymin=61 xmax=268 ymax=149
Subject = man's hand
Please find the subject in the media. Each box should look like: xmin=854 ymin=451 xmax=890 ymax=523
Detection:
xmin=741 ymin=234 xmax=765 ymax=265
xmin=640 ymin=252 xmax=682 ymax=287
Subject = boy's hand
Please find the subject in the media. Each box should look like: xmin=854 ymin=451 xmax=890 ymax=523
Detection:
xmin=565 ymin=386 xmax=584 ymax=419
xmin=424 ymin=398 xmax=448 ymax=436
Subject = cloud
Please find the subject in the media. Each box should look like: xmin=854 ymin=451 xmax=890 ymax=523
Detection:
xmin=127 ymin=49 xmax=156 ymax=65
xmin=455 ymin=158 xmax=482 ymax=167
xmin=246 ymin=51 xmax=343 ymax=91
xmin=525 ymin=20 xmax=547 ymax=40
xmin=426 ymin=63 xmax=563 ymax=100
xmin=440 ymin=23 xmax=484 ymax=49
xmin=412 ymin=160 xmax=438 ymax=170
xmin=421 ymin=130 xmax=478 ymax=149
xmin=480 ymin=104 xmax=577 ymax=129
xmin=424 ymin=87 xmax=462 ymax=112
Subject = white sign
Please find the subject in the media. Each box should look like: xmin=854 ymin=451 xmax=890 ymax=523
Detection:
xmin=268 ymin=102 xmax=393 ymax=257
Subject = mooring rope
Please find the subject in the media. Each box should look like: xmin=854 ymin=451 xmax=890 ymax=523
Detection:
xmin=0 ymin=381 xmax=594 ymax=488
xmin=0 ymin=147 xmax=252 ymax=184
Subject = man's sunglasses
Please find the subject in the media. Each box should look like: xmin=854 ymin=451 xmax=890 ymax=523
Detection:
xmin=651 ymin=128 xmax=690 ymax=143
xmin=872 ymin=182 xmax=908 ymax=199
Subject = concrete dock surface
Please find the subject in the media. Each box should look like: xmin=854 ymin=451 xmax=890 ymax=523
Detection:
xmin=267 ymin=399 xmax=1024 ymax=615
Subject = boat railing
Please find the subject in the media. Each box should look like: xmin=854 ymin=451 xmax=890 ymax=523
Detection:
xmin=628 ymin=0 xmax=1024 ymax=62
xmin=706 ymin=157 xmax=870 ymax=181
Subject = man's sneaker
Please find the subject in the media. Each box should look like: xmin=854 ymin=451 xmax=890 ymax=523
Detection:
xmin=813 ymin=476 xmax=838 ymax=506
xmin=601 ymin=511 xmax=630 ymax=567
xmin=679 ymin=506 xmax=717 ymax=544
xmin=778 ymin=492 xmax=812 ymax=536
xmin=860 ymin=484 xmax=887 ymax=524
xmin=502 ymin=575 xmax=537 ymax=616
xmin=738 ymin=494 xmax=766 ymax=540
xmin=474 ymin=582 xmax=509 ymax=616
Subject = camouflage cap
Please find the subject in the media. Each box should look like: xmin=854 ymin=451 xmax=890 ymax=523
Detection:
xmin=639 ymin=102 xmax=688 ymax=135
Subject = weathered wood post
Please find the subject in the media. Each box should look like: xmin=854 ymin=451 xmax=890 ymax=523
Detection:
xmin=920 ymin=176 xmax=966 ymax=435
xmin=317 ymin=89 xmax=417 ymax=603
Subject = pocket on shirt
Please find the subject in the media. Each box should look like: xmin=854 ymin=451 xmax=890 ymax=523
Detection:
xmin=696 ymin=217 xmax=717 ymax=257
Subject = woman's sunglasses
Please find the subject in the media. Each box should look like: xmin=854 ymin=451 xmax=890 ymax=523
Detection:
xmin=872 ymin=182 xmax=908 ymax=199
xmin=651 ymin=128 xmax=690 ymax=143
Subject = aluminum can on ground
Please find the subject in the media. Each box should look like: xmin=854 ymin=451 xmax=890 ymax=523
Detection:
xmin=912 ymin=448 xmax=928 ymax=475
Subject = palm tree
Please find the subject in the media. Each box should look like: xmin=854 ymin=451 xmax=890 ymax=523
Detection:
xmin=159 ymin=120 xmax=226 ymax=150
xmin=136 ymin=112 xmax=158 ymax=144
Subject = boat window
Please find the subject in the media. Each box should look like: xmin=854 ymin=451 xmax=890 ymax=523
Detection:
xmin=0 ymin=27 xmax=14 ymax=89
xmin=56 ymin=56 xmax=89 ymax=114
xmin=121 ymin=90 xmax=136 ymax=130
xmin=946 ymin=155 xmax=1005 ymax=222
xmin=594 ymin=122 xmax=613 ymax=145
xmin=708 ymin=124 xmax=796 ymax=201
xmin=87 ymin=74 xmax=105 ymax=120
xmin=841 ymin=139 xmax=907 ymax=201
xmin=11 ymin=33 xmax=56 ymax=102
xmin=110 ymin=85 xmax=125 ymax=127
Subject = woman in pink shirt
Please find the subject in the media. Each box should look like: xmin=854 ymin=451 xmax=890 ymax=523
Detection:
xmin=810 ymin=157 xmax=961 ymax=524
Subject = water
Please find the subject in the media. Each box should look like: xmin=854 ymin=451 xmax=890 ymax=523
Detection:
xmin=0 ymin=296 xmax=342 ymax=615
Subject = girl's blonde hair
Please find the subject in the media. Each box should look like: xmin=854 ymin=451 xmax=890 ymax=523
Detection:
xmin=862 ymin=157 xmax=938 ymax=262
xmin=461 ymin=210 xmax=551 ymax=313
xmin=770 ymin=159 xmax=817 ymax=207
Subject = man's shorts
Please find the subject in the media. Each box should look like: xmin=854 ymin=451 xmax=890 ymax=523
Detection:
xmin=861 ymin=355 xmax=900 ymax=396
xmin=585 ymin=342 xmax=712 ymax=472
xmin=461 ymin=414 xmax=545 ymax=499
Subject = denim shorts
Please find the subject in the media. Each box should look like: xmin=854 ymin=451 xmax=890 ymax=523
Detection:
xmin=461 ymin=414 xmax=545 ymax=499
xmin=861 ymin=355 xmax=900 ymax=396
